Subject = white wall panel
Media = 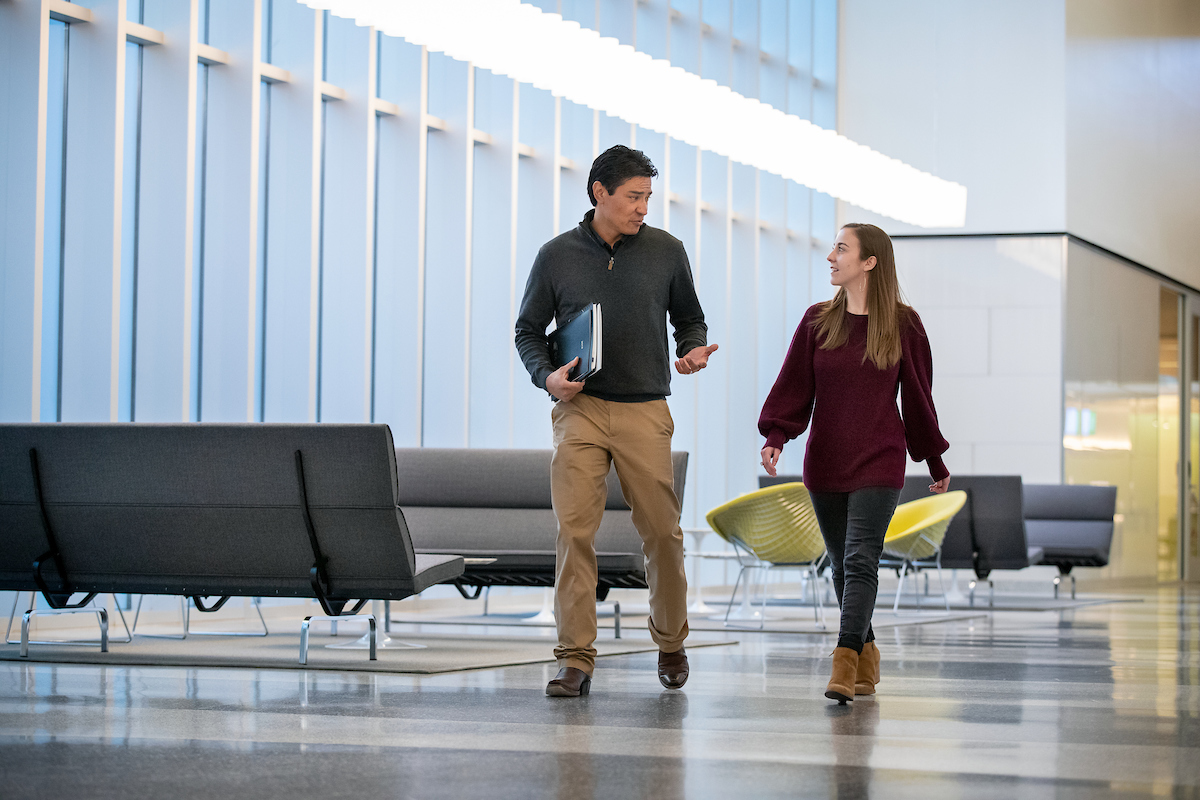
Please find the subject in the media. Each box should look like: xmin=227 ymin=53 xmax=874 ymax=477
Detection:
xmin=509 ymin=84 xmax=557 ymax=450
xmin=261 ymin=0 xmax=319 ymax=422
xmin=200 ymin=0 xmax=261 ymax=422
xmin=727 ymin=162 xmax=761 ymax=500
xmin=371 ymin=36 xmax=424 ymax=444
xmin=665 ymin=137 xmax=700 ymax=525
xmin=0 ymin=0 xmax=48 ymax=422
xmin=1065 ymin=0 xmax=1200 ymax=288
xmin=60 ymin=0 xmax=127 ymax=422
xmin=895 ymin=235 xmax=1065 ymax=484
xmin=694 ymin=150 xmax=732 ymax=508
xmin=917 ymin=307 xmax=989 ymax=378
xmin=837 ymin=0 xmax=1067 ymax=235
xmin=468 ymin=69 xmax=517 ymax=448
xmin=134 ymin=0 xmax=198 ymax=421
xmin=421 ymin=54 xmax=472 ymax=446
xmin=317 ymin=14 xmax=373 ymax=422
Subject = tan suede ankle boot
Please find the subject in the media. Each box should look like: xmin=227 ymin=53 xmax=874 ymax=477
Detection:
xmin=855 ymin=641 xmax=880 ymax=695
xmin=825 ymin=646 xmax=859 ymax=703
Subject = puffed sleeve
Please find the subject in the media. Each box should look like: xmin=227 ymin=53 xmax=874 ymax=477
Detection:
xmin=758 ymin=306 xmax=820 ymax=452
xmin=899 ymin=310 xmax=950 ymax=481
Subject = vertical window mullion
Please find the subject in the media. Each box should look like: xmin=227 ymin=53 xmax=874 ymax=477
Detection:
xmin=41 ymin=19 xmax=69 ymax=422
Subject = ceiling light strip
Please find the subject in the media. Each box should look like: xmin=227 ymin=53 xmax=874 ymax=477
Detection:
xmin=305 ymin=0 xmax=967 ymax=228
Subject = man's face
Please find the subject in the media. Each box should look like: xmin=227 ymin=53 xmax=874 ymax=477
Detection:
xmin=593 ymin=176 xmax=652 ymax=237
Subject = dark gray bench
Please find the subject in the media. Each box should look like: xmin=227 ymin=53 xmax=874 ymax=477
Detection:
xmin=1023 ymin=483 xmax=1117 ymax=598
xmin=0 ymin=423 xmax=464 ymax=661
xmin=898 ymin=475 xmax=1040 ymax=606
xmin=396 ymin=448 xmax=689 ymax=632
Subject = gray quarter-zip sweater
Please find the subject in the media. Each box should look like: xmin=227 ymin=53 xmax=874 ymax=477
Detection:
xmin=515 ymin=209 xmax=708 ymax=402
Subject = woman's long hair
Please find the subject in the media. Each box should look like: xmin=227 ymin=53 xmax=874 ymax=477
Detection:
xmin=813 ymin=223 xmax=909 ymax=369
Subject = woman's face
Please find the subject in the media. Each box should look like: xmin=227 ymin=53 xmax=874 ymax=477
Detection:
xmin=827 ymin=228 xmax=876 ymax=289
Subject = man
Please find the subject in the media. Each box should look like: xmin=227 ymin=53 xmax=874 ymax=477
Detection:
xmin=515 ymin=145 xmax=719 ymax=697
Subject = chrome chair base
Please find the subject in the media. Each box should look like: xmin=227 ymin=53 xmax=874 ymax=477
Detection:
xmin=887 ymin=552 xmax=951 ymax=613
xmin=7 ymin=592 xmax=132 ymax=656
xmin=299 ymin=614 xmax=377 ymax=665
xmin=967 ymin=579 xmax=995 ymax=608
xmin=1053 ymin=573 xmax=1077 ymax=599
xmin=722 ymin=547 xmax=829 ymax=631
xmin=132 ymin=595 xmax=269 ymax=639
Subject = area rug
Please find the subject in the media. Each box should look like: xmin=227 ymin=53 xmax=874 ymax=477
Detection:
xmin=871 ymin=595 xmax=1143 ymax=612
xmin=0 ymin=630 xmax=735 ymax=675
xmin=389 ymin=608 xmax=987 ymax=635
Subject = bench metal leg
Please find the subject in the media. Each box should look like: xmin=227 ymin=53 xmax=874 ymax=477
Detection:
xmin=9 ymin=592 xmax=126 ymax=652
xmin=300 ymin=614 xmax=377 ymax=665
xmin=21 ymin=606 xmax=108 ymax=658
xmin=968 ymin=580 xmax=976 ymax=608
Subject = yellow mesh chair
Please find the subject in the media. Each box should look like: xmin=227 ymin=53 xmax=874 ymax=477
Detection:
xmin=882 ymin=490 xmax=967 ymax=612
xmin=705 ymin=483 xmax=829 ymax=629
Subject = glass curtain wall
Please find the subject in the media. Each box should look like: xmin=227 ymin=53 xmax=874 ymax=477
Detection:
xmin=1063 ymin=241 xmax=1185 ymax=581
xmin=4 ymin=0 xmax=840 ymax=539
xmin=1159 ymin=288 xmax=1181 ymax=581
xmin=1189 ymin=307 xmax=1200 ymax=580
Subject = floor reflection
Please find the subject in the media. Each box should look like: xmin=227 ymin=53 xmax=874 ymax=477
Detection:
xmin=827 ymin=699 xmax=879 ymax=800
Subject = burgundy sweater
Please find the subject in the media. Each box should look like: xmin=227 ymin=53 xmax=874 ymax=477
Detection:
xmin=758 ymin=304 xmax=950 ymax=493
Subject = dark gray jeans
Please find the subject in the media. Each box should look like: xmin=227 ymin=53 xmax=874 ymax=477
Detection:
xmin=809 ymin=487 xmax=901 ymax=653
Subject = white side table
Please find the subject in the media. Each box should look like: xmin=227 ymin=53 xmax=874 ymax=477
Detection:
xmin=682 ymin=527 xmax=718 ymax=614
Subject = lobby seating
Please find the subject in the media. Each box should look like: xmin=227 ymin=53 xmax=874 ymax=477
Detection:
xmin=705 ymin=482 xmax=830 ymax=629
xmin=0 ymin=423 xmax=464 ymax=660
xmin=397 ymin=448 xmax=689 ymax=630
xmin=764 ymin=476 xmax=1042 ymax=607
xmin=880 ymin=490 xmax=967 ymax=611
xmin=899 ymin=475 xmax=1041 ymax=606
xmin=1023 ymin=483 xmax=1117 ymax=598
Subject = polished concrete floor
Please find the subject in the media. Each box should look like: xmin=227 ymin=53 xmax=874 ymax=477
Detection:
xmin=1 ymin=587 xmax=1198 ymax=799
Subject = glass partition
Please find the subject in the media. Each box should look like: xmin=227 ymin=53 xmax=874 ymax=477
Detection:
xmin=1188 ymin=307 xmax=1200 ymax=581
xmin=1158 ymin=288 xmax=1180 ymax=581
xmin=1064 ymin=242 xmax=1164 ymax=578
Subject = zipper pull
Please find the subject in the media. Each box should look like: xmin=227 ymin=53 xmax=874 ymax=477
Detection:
xmin=608 ymin=257 xmax=614 ymax=271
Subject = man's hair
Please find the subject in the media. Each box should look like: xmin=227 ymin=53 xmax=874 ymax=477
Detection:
xmin=587 ymin=145 xmax=658 ymax=206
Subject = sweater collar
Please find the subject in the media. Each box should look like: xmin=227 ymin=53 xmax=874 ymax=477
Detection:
xmin=580 ymin=208 xmax=641 ymax=254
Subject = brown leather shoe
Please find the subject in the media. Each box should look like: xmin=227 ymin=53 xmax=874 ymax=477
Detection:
xmin=546 ymin=667 xmax=591 ymax=697
xmin=658 ymin=648 xmax=689 ymax=689
xmin=855 ymin=641 xmax=880 ymax=696
xmin=825 ymin=646 xmax=859 ymax=704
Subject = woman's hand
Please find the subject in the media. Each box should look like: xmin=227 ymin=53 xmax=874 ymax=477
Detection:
xmin=929 ymin=476 xmax=950 ymax=494
xmin=761 ymin=446 xmax=781 ymax=477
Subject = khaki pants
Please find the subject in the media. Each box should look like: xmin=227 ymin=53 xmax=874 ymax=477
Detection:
xmin=550 ymin=393 xmax=689 ymax=674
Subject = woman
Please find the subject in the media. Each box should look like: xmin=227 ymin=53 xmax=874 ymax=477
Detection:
xmin=758 ymin=223 xmax=950 ymax=703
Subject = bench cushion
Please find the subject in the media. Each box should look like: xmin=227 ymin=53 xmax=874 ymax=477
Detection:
xmin=1024 ymin=484 xmax=1117 ymax=521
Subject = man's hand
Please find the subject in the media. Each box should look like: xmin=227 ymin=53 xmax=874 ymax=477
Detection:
xmin=929 ymin=476 xmax=951 ymax=494
xmin=546 ymin=358 xmax=585 ymax=403
xmin=761 ymin=446 xmax=781 ymax=477
xmin=675 ymin=343 xmax=719 ymax=375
